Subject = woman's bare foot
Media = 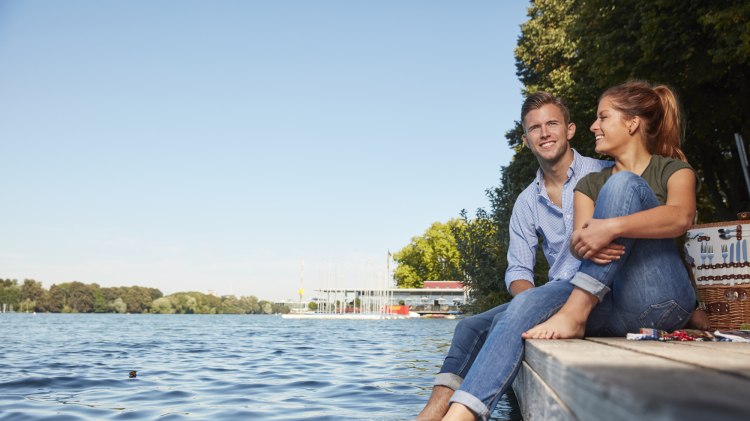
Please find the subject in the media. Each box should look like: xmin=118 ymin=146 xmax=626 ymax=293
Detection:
xmin=522 ymin=287 xmax=599 ymax=339
xmin=522 ymin=311 xmax=586 ymax=339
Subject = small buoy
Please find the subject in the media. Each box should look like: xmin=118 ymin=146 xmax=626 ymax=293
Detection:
xmin=129 ymin=371 xmax=137 ymax=378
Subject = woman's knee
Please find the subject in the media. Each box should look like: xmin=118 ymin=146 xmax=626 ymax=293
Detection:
xmin=595 ymin=171 xmax=659 ymax=217
xmin=600 ymin=171 xmax=645 ymax=196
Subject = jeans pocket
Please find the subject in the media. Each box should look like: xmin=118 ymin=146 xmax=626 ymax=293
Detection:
xmin=638 ymin=300 xmax=690 ymax=331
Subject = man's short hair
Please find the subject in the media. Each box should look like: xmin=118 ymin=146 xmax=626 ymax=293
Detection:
xmin=521 ymin=92 xmax=571 ymax=129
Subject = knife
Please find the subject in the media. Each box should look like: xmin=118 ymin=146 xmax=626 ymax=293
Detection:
xmin=739 ymin=239 xmax=742 ymax=264
xmin=730 ymin=242 xmax=735 ymax=264
xmin=744 ymin=239 xmax=747 ymax=263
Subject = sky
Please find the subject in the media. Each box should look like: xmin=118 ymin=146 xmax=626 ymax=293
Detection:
xmin=0 ymin=0 xmax=528 ymax=301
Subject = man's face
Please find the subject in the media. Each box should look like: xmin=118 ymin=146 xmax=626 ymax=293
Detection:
xmin=522 ymin=103 xmax=575 ymax=165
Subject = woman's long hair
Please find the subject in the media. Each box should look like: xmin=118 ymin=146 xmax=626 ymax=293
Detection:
xmin=601 ymin=80 xmax=687 ymax=162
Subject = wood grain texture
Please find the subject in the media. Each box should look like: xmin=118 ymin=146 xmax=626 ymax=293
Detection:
xmin=513 ymin=361 xmax=577 ymax=421
xmin=587 ymin=337 xmax=750 ymax=379
xmin=521 ymin=339 xmax=750 ymax=421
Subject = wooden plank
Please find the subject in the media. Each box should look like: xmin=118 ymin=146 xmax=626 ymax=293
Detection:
xmin=664 ymin=340 xmax=750 ymax=356
xmin=587 ymin=337 xmax=750 ymax=380
xmin=524 ymin=339 xmax=750 ymax=421
xmin=513 ymin=361 xmax=577 ymax=421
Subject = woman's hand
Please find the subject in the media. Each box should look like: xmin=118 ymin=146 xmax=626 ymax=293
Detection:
xmin=587 ymin=242 xmax=626 ymax=264
xmin=571 ymin=218 xmax=624 ymax=263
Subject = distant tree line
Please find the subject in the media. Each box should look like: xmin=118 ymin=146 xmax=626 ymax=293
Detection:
xmin=0 ymin=279 xmax=289 ymax=315
xmin=395 ymin=0 xmax=749 ymax=313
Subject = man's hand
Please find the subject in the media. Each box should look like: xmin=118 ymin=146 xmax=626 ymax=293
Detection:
xmin=510 ymin=280 xmax=534 ymax=296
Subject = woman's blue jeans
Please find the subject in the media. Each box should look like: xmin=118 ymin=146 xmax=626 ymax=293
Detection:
xmin=445 ymin=172 xmax=696 ymax=420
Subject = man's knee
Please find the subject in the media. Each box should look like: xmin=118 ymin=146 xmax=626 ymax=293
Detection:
xmin=454 ymin=314 xmax=487 ymax=336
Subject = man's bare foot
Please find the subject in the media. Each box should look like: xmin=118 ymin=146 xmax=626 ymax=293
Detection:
xmin=416 ymin=386 xmax=454 ymax=421
xmin=522 ymin=311 xmax=586 ymax=339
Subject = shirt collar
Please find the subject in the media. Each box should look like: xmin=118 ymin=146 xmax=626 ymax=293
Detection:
xmin=534 ymin=148 xmax=583 ymax=193
xmin=569 ymin=148 xmax=584 ymax=179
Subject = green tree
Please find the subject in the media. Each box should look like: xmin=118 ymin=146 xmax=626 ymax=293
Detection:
xmin=393 ymin=220 xmax=464 ymax=288
xmin=169 ymin=293 xmax=198 ymax=314
xmin=20 ymin=279 xmax=44 ymax=303
xmin=109 ymin=297 xmax=127 ymax=313
xmin=93 ymin=289 xmax=108 ymax=313
xmin=65 ymin=282 xmax=96 ymax=313
xmin=308 ymin=301 xmax=318 ymax=311
xmin=119 ymin=286 xmax=160 ymax=313
xmin=18 ymin=299 xmax=36 ymax=312
xmin=259 ymin=301 xmax=273 ymax=314
xmin=0 ymin=279 xmax=20 ymax=311
xmin=151 ymin=297 xmax=175 ymax=314
xmin=46 ymin=284 xmax=68 ymax=312
xmin=239 ymin=295 xmax=261 ymax=314
xmin=452 ymin=209 xmax=512 ymax=312
xmin=219 ymin=295 xmax=243 ymax=314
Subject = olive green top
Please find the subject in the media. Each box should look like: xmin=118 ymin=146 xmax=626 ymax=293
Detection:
xmin=575 ymin=155 xmax=693 ymax=205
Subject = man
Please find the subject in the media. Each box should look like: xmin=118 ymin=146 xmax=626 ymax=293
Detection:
xmin=416 ymin=91 xmax=611 ymax=420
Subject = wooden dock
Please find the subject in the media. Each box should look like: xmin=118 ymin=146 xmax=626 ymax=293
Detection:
xmin=512 ymin=338 xmax=750 ymax=420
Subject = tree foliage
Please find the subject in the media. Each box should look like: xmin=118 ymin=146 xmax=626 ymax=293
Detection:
xmin=516 ymin=0 xmax=750 ymax=219
xmin=393 ymin=220 xmax=464 ymax=288
xmin=0 ymin=278 xmax=287 ymax=314
xmin=448 ymin=1 xmax=749 ymax=312
xmin=451 ymin=209 xmax=510 ymax=311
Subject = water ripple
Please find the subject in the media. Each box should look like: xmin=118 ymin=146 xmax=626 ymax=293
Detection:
xmin=0 ymin=314 xmax=521 ymax=420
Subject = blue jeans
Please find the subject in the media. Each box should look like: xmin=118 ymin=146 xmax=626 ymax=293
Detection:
xmin=447 ymin=172 xmax=696 ymax=420
xmin=434 ymin=302 xmax=510 ymax=390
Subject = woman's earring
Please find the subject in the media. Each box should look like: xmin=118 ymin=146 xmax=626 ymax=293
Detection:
xmin=629 ymin=118 xmax=639 ymax=135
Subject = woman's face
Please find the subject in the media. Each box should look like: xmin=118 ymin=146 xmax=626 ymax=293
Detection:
xmin=590 ymin=97 xmax=631 ymax=156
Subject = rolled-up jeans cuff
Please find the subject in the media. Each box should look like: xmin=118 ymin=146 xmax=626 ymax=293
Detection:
xmin=570 ymin=271 xmax=610 ymax=302
xmin=449 ymin=390 xmax=490 ymax=421
xmin=434 ymin=372 xmax=463 ymax=390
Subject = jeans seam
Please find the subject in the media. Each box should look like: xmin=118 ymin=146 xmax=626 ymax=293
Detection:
xmin=586 ymin=181 xmax=641 ymax=289
xmin=486 ymin=301 xmax=565 ymax=408
xmin=456 ymin=327 xmax=488 ymax=376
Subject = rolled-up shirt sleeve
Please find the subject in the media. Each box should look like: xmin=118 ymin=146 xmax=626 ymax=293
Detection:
xmin=504 ymin=193 xmax=538 ymax=291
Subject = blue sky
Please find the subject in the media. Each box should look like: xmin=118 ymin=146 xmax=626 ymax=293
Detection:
xmin=0 ymin=1 xmax=528 ymax=301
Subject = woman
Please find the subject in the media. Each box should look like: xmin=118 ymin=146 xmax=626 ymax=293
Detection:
xmin=442 ymin=81 xmax=696 ymax=421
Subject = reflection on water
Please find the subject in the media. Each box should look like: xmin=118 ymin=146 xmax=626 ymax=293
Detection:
xmin=0 ymin=314 xmax=521 ymax=420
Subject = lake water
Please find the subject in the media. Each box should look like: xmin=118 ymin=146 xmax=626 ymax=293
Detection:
xmin=0 ymin=314 xmax=521 ymax=420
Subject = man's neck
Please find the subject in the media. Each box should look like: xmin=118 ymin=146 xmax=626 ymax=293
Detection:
xmin=539 ymin=148 xmax=574 ymax=187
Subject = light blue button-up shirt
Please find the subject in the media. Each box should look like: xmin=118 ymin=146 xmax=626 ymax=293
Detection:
xmin=504 ymin=149 xmax=612 ymax=291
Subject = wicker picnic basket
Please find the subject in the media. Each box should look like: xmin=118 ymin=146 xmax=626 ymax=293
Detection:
xmin=685 ymin=220 xmax=750 ymax=330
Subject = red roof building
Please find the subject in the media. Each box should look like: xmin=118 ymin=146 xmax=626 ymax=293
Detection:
xmin=423 ymin=281 xmax=464 ymax=289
